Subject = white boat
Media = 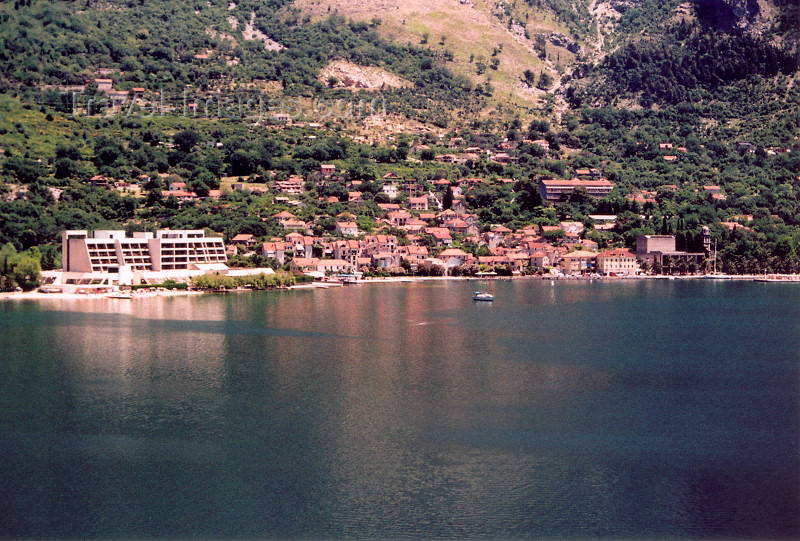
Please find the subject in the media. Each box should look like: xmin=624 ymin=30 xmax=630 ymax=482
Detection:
xmin=702 ymin=273 xmax=731 ymax=279
xmin=473 ymin=291 xmax=494 ymax=301
xmin=106 ymin=292 xmax=133 ymax=299
xmin=335 ymin=273 xmax=362 ymax=284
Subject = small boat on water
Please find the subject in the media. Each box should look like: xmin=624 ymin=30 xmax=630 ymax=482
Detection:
xmin=473 ymin=291 xmax=494 ymax=301
xmin=106 ymin=292 xmax=133 ymax=299
xmin=702 ymin=273 xmax=732 ymax=279
xmin=335 ymin=273 xmax=363 ymax=284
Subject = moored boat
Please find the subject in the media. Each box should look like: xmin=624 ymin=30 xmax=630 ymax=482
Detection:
xmin=473 ymin=291 xmax=494 ymax=301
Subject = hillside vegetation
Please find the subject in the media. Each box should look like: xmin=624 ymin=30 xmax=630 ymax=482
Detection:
xmin=1 ymin=0 xmax=800 ymax=288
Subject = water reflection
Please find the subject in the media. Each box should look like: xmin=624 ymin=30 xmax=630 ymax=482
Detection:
xmin=1 ymin=280 xmax=798 ymax=539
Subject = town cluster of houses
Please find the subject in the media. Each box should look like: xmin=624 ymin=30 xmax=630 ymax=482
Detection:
xmin=69 ymin=131 xmax=727 ymax=278
xmin=80 ymin=161 xmax=689 ymax=277
xmin=231 ymin=207 xmax=651 ymax=277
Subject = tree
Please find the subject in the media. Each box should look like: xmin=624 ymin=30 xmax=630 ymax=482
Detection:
xmin=2 ymin=157 xmax=46 ymax=184
xmin=523 ymin=69 xmax=536 ymax=87
xmin=188 ymin=168 xmax=219 ymax=197
xmin=229 ymin=149 xmax=255 ymax=176
xmin=346 ymin=158 xmax=377 ymax=181
xmin=0 ymin=243 xmax=41 ymax=291
xmin=54 ymin=157 xmax=80 ymax=179
xmin=55 ymin=145 xmax=82 ymax=162
xmin=542 ymin=229 xmax=566 ymax=242
xmin=9 ymin=254 xmax=41 ymax=290
xmin=515 ymin=178 xmax=543 ymax=213
xmin=442 ymin=186 xmax=454 ymax=210
xmin=173 ymin=129 xmax=200 ymax=153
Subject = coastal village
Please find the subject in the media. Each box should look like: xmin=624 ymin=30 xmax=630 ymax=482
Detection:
xmin=5 ymin=75 xmax=796 ymax=294
xmin=40 ymin=153 xmax=720 ymax=293
xmin=6 ymin=81 xmax=747 ymax=293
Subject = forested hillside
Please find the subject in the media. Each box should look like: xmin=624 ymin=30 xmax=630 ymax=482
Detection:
xmin=567 ymin=21 xmax=798 ymax=107
xmin=0 ymin=0 xmax=480 ymax=124
xmin=1 ymin=0 xmax=800 ymax=288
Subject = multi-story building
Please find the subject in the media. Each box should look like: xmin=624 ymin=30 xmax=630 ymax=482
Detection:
xmin=636 ymin=234 xmax=675 ymax=256
xmin=539 ymin=178 xmax=614 ymax=203
xmin=635 ymin=234 xmax=705 ymax=272
xmin=596 ymin=249 xmax=639 ymax=276
xmin=558 ymin=250 xmax=597 ymax=275
xmin=62 ymin=229 xmax=227 ymax=273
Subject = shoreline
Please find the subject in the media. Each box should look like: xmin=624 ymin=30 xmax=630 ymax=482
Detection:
xmin=2 ymin=273 xmax=797 ymax=302
xmin=1 ymin=288 xmax=206 ymax=302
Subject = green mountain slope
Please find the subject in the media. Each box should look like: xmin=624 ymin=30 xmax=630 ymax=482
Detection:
xmin=0 ymin=0 xmax=482 ymax=124
xmin=1 ymin=0 xmax=800 ymax=286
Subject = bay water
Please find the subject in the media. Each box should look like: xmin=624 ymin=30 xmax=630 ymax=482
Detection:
xmin=1 ymin=279 xmax=798 ymax=539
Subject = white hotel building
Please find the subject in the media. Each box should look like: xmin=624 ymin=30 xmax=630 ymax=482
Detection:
xmin=44 ymin=230 xmax=229 ymax=292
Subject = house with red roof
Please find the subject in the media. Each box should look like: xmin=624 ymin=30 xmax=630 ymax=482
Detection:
xmin=335 ymin=222 xmax=359 ymax=236
xmin=362 ymin=235 xmax=397 ymax=256
xmin=387 ymin=210 xmax=412 ymax=226
xmin=162 ymin=190 xmax=198 ymax=201
xmin=581 ymin=239 xmax=599 ymax=251
xmin=331 ymin=239 xmax=362 ymax=264
xmin=438 ymin=248 xmax=473 ymax=269
xmin=316 ymin=259 xmax=356 ymax=275
xmin=425 ymin=227 xmax=453 ymax=246
xmin=281 ymin=219 xmax=308 ymax=232
xmin=559 ymin=249 xmax=597 ymax=275
xmin=273 ymin=210 xmax=296 ymax=223
xmin=262 ymin=241 xmax=288 ymax=264
xmin=94 ymin=78 xmax=113 ymax=92
xmin=371 ymin=252 xmax=401 ymax=269
xmin=401 ymin=218 xmax=428 ymax=234
xmin=408 ymin=196 xmax=429 ymax=210
xmin=539 ymin=178 xmax=614 ymax=202
xmin=289 ymin=257 xmax=321 ymax=273
xmin=451 ymin=199 xmax=469 ymax=215
xmin=529 ymin=251 xmax=551 ymax=269
xmin=398 ymin=245 xmax=429 ymax=268
xmin=436 ymin=209 xmax=459 ymax=225
xmin=231 ymin=233 xmax=257 ymax=250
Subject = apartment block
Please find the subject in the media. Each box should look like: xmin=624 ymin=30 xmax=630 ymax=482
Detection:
xmin=63 ymin=229 xmax=227 ymax=273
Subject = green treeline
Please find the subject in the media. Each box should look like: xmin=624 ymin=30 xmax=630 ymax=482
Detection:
xmin=191 ymin=271 xmax=298 ymax=290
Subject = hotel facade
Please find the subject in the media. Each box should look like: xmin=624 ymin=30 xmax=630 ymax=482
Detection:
xmin=63 ymin=229 xmax=227 ymax=272
xmin=44 ymin=230 xmax=229 ymax=292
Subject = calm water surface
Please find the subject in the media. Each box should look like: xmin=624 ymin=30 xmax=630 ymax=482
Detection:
xmin=1 ymin=279 xmax=798 ymax=539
